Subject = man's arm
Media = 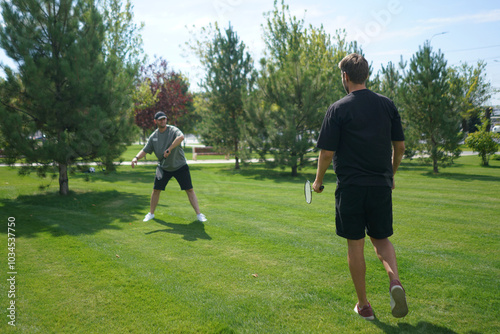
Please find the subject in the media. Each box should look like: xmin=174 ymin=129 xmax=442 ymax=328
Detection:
xmin=313 ymin=149 xmax=335 ymax=192
xmin=131 ymin=150 xmax=147 ymax=168
xmin=163 ymin=135 xmax=185 ymax=158
xmin=392 ymin=141 xmax=405 ymax=189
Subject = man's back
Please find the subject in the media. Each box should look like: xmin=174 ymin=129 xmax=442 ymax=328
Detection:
xmin=317 ymin=89 xmax=404 ymax=187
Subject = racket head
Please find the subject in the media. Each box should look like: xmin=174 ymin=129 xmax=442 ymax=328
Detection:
xmin=156 ymin=165 xmax=163 ymax=180
xmin=304 ymin=180 xmax=312 ymax=204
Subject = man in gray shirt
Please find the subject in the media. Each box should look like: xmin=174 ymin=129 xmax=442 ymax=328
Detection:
xmin=131 ymin=111 xmax=207 ymax=223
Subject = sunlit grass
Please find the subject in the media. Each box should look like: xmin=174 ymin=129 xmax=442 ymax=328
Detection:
xmin=0 ymin=155 xmax=498 ymax=333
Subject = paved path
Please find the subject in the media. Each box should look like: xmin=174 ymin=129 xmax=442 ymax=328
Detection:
xmin=0 ymin=159 xmax=258 ymax=167
xmin=0 ymin=151 xmax=496 ymax=168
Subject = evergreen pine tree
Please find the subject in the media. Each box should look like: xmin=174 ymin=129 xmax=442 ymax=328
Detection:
xmin=199 ymin=23 xmax=254 ymax=170
xmin=248 ymin=0 xmax=354 ymax=176
xmin=0 ymin=0 xmax=138 ymax=194
xmin=401 ymin=42 xmax=463 ymax=173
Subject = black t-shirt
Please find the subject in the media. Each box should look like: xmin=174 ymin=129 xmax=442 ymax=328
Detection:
xmin=316 ymin=89 xmax=405 ymax=187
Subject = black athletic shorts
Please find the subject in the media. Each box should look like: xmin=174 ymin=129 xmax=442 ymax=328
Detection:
xmin=335 ymin=185 xmax=393 ymax=240
xmin=153 ymin=164 xmax=193 ymax=191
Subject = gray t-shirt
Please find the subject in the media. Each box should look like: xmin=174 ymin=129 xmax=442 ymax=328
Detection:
xmin=143 ymin=125 xmax=187 ymax=172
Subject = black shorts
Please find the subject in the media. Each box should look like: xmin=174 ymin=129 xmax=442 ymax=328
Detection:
xmin=335 ymin=185 xmax=393 ymax=240
xmin=153 ymin=164 xmax=193 ymax=191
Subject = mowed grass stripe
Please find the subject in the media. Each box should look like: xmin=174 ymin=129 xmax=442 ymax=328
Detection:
xmin=0 ymin=155 xmax=499 ymax=333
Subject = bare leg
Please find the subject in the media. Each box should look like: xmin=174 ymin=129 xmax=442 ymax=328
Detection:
xmin=370 ymin=237 xmax=399 ymax=282
xmin=347 ymin=238 xmax=369 ymax=307
xmin=185 ymin=188 xmax=200 ymax=215
xmin=149 ymin=189 xmax=162 ymax=214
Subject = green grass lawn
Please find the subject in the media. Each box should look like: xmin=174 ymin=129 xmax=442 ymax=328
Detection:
xmin=0 ymin=155 xmax=499 ymax=333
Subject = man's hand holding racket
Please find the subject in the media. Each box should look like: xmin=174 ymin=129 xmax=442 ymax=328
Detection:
xmin=305 ymin=180 xmax=324 ymax=204
xmin=312 ymin=180 xmax=324 ymax=193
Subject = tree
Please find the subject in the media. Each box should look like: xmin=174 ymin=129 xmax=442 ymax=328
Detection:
xmin=246 ymin=0 xmax=355 ymax=176
xmin=374 ymin=61 xmax=402 ymax=103
xmin=99 ymin=0 xmax=145 ymax=164
xmin=448 ymin=61 xmax=491 ymax=133
xmin=168 ymin=75 xmax=196 ymax=135
xmin=400 ymin=42 xmax=462 ymax=173
xmin=100 ymin=0 xmax=145 ymax=69
xmin=102 ymin=0 xmax=151 ymax=143
xmin=192 ymin=23 xmax=254 ymax=170
xmin=465 ymin=121 xmax=500 ymax=166
xmin=0 ymin=0 xmax=139 ymax=195
xmin=371 ymin=60 xmax=422 ymax=158
xmin=134 ymin=57 xmax=194 ymax=141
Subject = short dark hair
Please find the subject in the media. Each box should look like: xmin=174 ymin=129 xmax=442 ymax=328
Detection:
xmin=338 ymin=53 xmax=369 ymax=84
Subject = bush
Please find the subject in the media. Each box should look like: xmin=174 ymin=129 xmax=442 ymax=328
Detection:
xmin=465 ymin=126 xmax=500 ymax=166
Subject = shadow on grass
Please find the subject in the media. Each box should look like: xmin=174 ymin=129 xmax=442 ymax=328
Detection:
xmin=145 ymin=219 xmax=212 ymax=242
xmin=218 ymin=164 xmax=337 ymax=186
xmin=421 ymin=172 xmax=500 ymax=183
xmin=397 ymin=159 xmax=500 ymax=182
xmin=372 ymin=319 xmax=460 ymax=333
xmin=398 ymin=160 xmax=441 ymax=172
xmin=0 ymin=190 xmax=149 ymax=238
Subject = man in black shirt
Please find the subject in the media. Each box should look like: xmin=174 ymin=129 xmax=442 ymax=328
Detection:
xmin=313 ymin=53 xmax=407 ymax=320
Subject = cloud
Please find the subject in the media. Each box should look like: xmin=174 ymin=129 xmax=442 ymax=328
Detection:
xmin=419 ymin=9 xmax=500 ymax=25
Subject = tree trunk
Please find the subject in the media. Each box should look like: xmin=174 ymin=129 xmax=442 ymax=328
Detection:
xmin=431 ymin=137 xmax=439 ymax=174
xmin=461 ymin=119 xmax=468 ymax=134
xmin=290 ymin=150 xmax=299 ymax=176
xmin=234 ymin=138 xmax=240 ymax=170
xmin=432 ymin=158 xmax=439 ymax=174
xmin=481 ymin=154 xmax=489 ymax=166
xmin=59 ymin=163 xmax=69 ymax=195
xmin=485 ymin=107 xmax=492 ymax=132
xmin=234 ymin=156 xmax=240 ymax=170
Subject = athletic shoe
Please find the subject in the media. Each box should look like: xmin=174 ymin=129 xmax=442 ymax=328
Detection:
xmin=143 ymin=213 xmax=155 ymax=222
xmin=390 ymin=279 xmax=408 ymax=318
xmin=354 ymin=303 xmax=375 ymax=321
xmin=197 ymin=213 xmax=207 ymax=222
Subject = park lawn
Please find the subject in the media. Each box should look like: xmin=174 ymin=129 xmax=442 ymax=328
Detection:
xmin=0 ymin=155 xmax=499 ymax=333
xmin=120 ymin=144 xmax=281 ymax=162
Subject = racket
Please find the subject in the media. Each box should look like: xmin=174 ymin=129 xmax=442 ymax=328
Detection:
xmin=156 ymin=165 xmax=163 ymax=180
xmin=304 ymin=180 xmax=324 ymax=204
xmin=156 ymin=156 xmax=166 ymax=180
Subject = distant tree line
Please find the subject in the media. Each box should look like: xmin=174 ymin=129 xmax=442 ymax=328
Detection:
xmin=189 ymin=0 xmax=494 ymax=174
xmin=0 ymin=0 xmax=496 ymax=198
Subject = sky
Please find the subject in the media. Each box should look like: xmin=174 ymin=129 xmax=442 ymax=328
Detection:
xmin=128 ymin=0 xmax=500 ymax=106
xmin=1 ymin=0 xmax=499 ymax=106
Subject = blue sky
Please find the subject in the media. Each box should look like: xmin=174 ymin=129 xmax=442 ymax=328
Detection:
xmin=1 ymin=0 xmax=499 ymax=105
xmin=130 ymin=0 xmax=500 ymax=106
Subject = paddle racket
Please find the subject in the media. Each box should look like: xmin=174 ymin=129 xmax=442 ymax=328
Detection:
xmin=304 ymin=180 xmax=324 ymax=204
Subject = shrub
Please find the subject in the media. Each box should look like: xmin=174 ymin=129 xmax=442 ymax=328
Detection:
xmin=465 ymin=124 xmax=500 ymax=166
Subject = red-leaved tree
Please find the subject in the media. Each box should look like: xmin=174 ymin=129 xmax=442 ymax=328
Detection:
xmin=135 ymin=57 xmax=193 ymax=140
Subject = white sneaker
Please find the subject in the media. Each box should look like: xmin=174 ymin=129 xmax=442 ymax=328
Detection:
xmin=197 ymin=213 xmax=207 ymax=222
xmin=143 ymin=213 xmax=155 ymax=222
